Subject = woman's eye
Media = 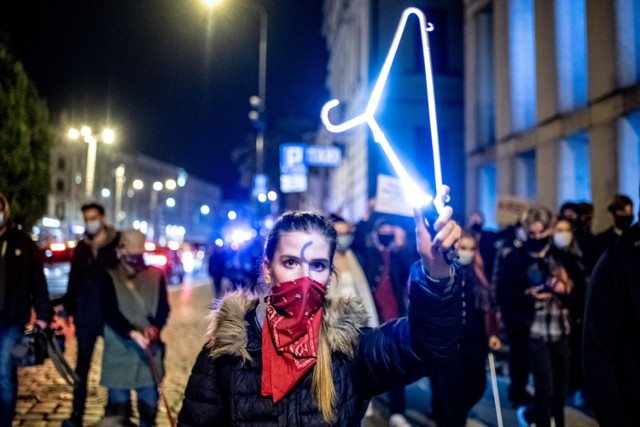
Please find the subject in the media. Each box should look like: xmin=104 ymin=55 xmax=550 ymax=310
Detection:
xmin=284 ymin=259 xmax=298 ymax=267
xmin=310 ymin=262 xmax=328 ymax=271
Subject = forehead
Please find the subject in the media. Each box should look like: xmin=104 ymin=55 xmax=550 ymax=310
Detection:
xmin=555 ymin=220 xmax=572 ymax=231
xmin=527 ymin=221 xmax=547 ymax=233
xmin=83 ymin=208 xmax=102 ymax=218
xmin=459 ymin=236 xmax=476 ymax=248
xmin=333 ymin=221 xmax=350 ymax=234
xmin=276 ymin=231 xmax=330 ymax=259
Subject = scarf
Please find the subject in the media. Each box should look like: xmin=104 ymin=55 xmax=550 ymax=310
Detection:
xmin=261 ymin=276 xmax=325 ymax=402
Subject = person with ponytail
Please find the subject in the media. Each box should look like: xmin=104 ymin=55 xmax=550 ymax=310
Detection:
xmin=178 ymin=197 xmax=462 ymax=426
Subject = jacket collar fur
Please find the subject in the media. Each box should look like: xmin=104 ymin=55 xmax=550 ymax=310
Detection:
xmin=206 ymin=291 xmax=369 ymax=361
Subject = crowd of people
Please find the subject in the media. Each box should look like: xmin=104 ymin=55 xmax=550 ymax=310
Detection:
xmin=0 ymin=185 xmax=638 ymax=427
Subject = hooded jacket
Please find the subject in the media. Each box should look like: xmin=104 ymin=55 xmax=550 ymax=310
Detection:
xmin=63 ymin=226 xmax=119 ymax=337
xmin=178 ymin=262 xmax=461 ymax=426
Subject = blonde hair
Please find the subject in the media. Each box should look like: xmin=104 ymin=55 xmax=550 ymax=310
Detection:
xmin=312 ymin=321 xmax=336 ymax=423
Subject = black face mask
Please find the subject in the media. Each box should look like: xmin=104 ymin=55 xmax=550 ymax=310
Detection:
xmin=470 ymin=223 xmax=483 ymax=234
xmin=377 ymin=234 xmax=393 ymax=247
xmin=524 ymin=237 xmax=549 ymax=254
xmin=614 ymin=214 xmax=634 ymax=231
xmin=122 ymin=254 xmax=146 ymax=273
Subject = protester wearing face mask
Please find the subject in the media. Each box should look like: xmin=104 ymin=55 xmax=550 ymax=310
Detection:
xmin=465 ymin=211 xmax=498 ymax=281
xmin=327 ymin=214 xmax=378 ymax=328
xmin=61 ymin=202 xmax=120 ymax=427
xmin=178 ymin=206 xmax=462 ymax=426
xmin=100 ymin=229 xmax=170 ymax=426
xmin=496 ymin=207 xmax=574 ymax=427
xmin=430 ymin=231 xmax=500 ymax=427
xmin=584 ymin=194 xmax=634 ymax=275
xmin=350 ymin=212 xmax=417 ymax=426
xmin=550 ymin=218 xmax=588 ymax=407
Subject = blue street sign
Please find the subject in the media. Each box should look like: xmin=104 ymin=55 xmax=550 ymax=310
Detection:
xmin=280 ymin=143 xmax=308 ymax=175
xmin=305 ymin=145 xmax=342 ymax=167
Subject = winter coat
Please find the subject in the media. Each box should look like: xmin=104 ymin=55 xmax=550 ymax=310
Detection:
xmin=101 ymin=263 xmax=170 ymax=389
xmin=0 ymin=226 xmax=50 ymax=326
xmin=63 ymin=227 xmax=119 ymax=338
xmin=178 ymin=262 xmax=461 ymax=426
xmin=583 ymin=224 xmax=640 ymax=427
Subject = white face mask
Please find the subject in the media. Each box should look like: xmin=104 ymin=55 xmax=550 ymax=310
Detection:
xmin=336 ymin=234 xmax=354 ymax=251
xmin=85 ymin=219 xmax=102 ymax=236
xmin=553 ymin=231 xmax=573 ymax=249
xmin=457 ymin=249 xmax=475 ymax=266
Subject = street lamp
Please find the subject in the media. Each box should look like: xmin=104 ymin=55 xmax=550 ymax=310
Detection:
xmin=68 ymin=125 xmax=116 ymax=199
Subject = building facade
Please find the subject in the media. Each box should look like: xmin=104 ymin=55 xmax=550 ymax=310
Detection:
xmin=321 ymin=0 xmax=465 ymax=223
xmin=465 ymin=0 xmax=640 ymax=231
xmin=43 ymin=125 xmax=223 ymax=245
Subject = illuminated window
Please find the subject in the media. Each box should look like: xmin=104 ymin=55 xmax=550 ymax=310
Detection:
xmin=509 ymin=0 xmax=537 ymax=131
xmin=516 ymin=149 xmax=536 ymax=199
xmin=558 ymin=132 xmax=591 ymax=204
xmin=618 ymin=112 xmax=640 ymax=210
xmin=616 ymin=0 xmax=640 ymax=86
xmin=476 ymin=5 xmax=495 ymax=147
xmin=479 ymin=163 xmax=497 ymax=230
xmin=555 ymin=0 xmax=588 ymax=111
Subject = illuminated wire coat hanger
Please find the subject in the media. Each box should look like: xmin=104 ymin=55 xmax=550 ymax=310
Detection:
xmin=322 ymin=7 xmax=445 ymax=211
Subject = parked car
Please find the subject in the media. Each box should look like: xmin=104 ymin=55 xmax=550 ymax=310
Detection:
xmin=41 ymin=243 xmax=73 ymax=300
xmin=144 ymin=246 xmax=185 ymax=284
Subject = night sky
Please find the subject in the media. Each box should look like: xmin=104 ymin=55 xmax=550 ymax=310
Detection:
xmin=0 ymin=0 xmax=329 ymax=196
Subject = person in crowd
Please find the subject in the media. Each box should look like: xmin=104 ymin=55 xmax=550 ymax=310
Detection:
xmin=574 ymin=202 xmax=594 ymax=258
xmin=583 ymin=189 xmax=640 ymax=427
xmin=100 ymin=229 xmax=170 ymax=426
xmin=496 ymin=206 xmax=573 ymax=427
xmin=558 ymin=202 xmax=579 ymax=225
xmin=549 ymin=218 xmax=588 ymax=406
xmin=585 ymin=194 xmax=634 ymax=274
xmin=0 ymin=193 xmax=51 ymax=427
xmin=465 ymin=211 xmax=498 ymax=281
xmin=351 ymin=210 xmax=417 ymax=426
xmin=178 ymin=204 xmax=462 ymax=426
xmin=327 ymin=214 xmax=378 ymax=328
xmin=430 ymin=231 xmax=501 ymax=427
xmin=207 ymin=244 xmax=226 ymax=298
xmin=62 ymin=202 xmax=120 ymax=427
xmin=492 ymin=218 xmax=531 ymax=408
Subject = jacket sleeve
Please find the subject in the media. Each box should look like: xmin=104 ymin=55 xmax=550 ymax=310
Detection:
xmin=178 ymin=346 xmax=224 ymax=426
xmin=27 ymin=236 xmax=51 ymax=322
xmin=583 ymin=251 xmax=630 ymax=427
xmin=62 ymin=245 xmax=83 ymax=316
xmin=355 ymin=261 xmax=461 ymax=397
xmin=152 ymin=273 xmax=170 ymax=329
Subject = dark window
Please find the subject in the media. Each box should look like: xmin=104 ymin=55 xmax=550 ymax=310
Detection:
xmin=55 ymin=202 xmax=65 ymax=220
xmin=57 ymin=157 xmax=66 ymax=171
xmin=56 ymin=179 xmax=65 ymax=193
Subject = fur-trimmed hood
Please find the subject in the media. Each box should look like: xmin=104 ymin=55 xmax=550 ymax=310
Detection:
xmin=205 ymin=291 xmax=369 ymax=361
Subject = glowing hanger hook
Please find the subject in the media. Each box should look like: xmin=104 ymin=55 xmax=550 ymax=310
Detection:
xmin=321 ymin=7 xmax=445 ymax=211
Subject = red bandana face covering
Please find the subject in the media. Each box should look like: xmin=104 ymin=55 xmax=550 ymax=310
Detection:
xmin=261 ymin=276 xmax=326 ymax=402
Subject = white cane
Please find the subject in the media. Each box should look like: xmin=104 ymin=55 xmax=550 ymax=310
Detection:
xmin=488 ymin=352 xmax=504 ymax=427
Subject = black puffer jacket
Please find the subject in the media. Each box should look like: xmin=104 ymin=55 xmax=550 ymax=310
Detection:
xmin=178 ymin=262 xmax=461 ymax=426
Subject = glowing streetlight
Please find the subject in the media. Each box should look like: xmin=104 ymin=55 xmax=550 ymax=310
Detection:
xmin=166 ymin=197 xmax=176 ymax=208
xmin=203 ymin=0 xmax=222 ymax=6
xmin=153 ymin=181 xmax=163 ymax=191
xmin=227 ymin=210 xmax=237 ymax=220
xmin=267 ymin=190 xmax=277 ymax=201
xmin=68 ymin=124 xmax=116 ymax=198
xmin=257 ymin=193 xmax=267 ymax=203
xmin=132 ymin=179 xmax=144 ymax=190
xmin=200 ymin=205 xmax=210 ymax=215
xmin=165 ymin=179 xmax=177 ymax=190
xmin=101 ymin=188 xmax=111 ymax=198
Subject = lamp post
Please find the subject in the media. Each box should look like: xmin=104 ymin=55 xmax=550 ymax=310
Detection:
xmin=68 ymin=125 xmax=115 ymax=199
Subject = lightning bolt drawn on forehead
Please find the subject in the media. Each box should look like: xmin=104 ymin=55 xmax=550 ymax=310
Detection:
xmin=299 ymin=240 xmax=313 ymax=264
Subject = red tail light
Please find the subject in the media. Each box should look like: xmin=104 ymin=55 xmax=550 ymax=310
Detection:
xmin=50 ymin=243 xmax=66 ymax=252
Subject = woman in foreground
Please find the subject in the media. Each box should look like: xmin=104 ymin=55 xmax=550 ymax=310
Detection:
xmin=178 ymin=201 xmax=462 ymax=426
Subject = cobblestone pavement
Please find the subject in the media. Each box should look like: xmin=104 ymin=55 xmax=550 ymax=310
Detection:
xmin=14 ymin=277 xmax=599 ymax=427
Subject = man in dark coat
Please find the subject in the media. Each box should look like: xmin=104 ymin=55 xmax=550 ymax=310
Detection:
xmin=62 ymin=202 xmax=119 ymax=427
xmin=0 ymin=193 xmax=50 ymax=426
xmin=583 ymin=220 xmax=640 ymax=427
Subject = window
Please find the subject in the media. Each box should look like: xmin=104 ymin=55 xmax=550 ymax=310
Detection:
xmin=479 ymin=163 xmax=498 ymax=230
xmin=476 ymin=5 xmax=495 ymax=147
xmin=618 ymin=112 xmax=640 ymax=210
xmin=616 ymin=0 xmax=640 ymax=86
xmin=509 ymin=0 xmax=537 ymax=131
xmin=555 ymin=0 xmax=588 ymax=110
xmin=558 ymin=132 xmax=591 ymax=204
xmin=57 ymin=157 xmax=66 ymax=171
xmin=516 ymin=149 xmax=536 ymax=199
xmin=56 ymin=179 xmax=65 ymax=193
